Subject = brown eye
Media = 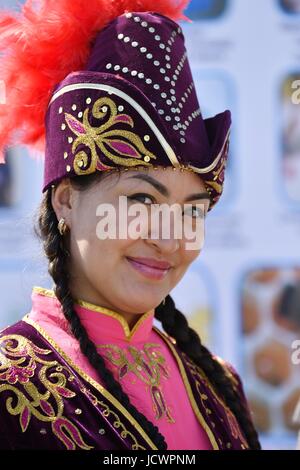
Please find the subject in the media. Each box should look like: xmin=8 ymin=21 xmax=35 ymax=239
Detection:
xmin=183 ymin=205 xmax=205 ymax=219
xmin=128 ymin=193 xmax=155 ymax=205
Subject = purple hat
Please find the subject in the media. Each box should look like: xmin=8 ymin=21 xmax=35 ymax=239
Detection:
xmin=45 ymin=11 xmax=231 ymax=210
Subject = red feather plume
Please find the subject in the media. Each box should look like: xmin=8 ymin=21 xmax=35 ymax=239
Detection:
xmin=0 ymin=0 xmax=191 ymax=163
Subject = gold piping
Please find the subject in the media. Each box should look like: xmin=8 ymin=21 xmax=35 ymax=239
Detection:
xmin=48 ymin=82 xmax=181 ymax=169
xmin=32 ymin=286 xmax=154 ymax=342
xmin=23 ymin=315 xmax=158 ymax=450
xmin=31 ymin=287 xmax=221 ymax=449
xmin=182 ymin=352 xmax=249 ymax=449
xmin=187 ymin=128 xmax=231 ymax=175
xmin=153 ymin=327 xmax=219 ymax=450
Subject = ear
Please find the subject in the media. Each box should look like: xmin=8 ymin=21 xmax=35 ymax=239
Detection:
xmin=51 ymin=178 xmax=73 ymax=227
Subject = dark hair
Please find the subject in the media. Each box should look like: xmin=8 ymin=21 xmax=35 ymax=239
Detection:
xmin=35 ymin=171 xmax=261 ymax=450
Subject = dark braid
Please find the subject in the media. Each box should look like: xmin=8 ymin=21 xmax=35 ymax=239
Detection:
xmin=155 ymin=295 xmax=261 ymax=450
xmin=35 ymin=171 xmax=260 ymax=450
xmin=35 ymin=180 xmax=167 ymax=450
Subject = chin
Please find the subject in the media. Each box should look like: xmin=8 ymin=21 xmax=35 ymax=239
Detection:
xmin=125 ymin=297 xmax=158 ymax=313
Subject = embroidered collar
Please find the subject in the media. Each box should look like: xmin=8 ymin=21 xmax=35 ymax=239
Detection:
xmin=31 ymin=286 xmax=155 ymax=343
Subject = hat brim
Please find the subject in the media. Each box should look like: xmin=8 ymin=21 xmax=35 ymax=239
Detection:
xmin=187 ymin=110 xmax=231 ymax=211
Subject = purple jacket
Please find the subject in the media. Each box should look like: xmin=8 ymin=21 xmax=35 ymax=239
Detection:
xmin=0 ymin=319 xmax=251 ymax=450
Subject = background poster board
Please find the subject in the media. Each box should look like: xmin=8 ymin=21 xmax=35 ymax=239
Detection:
xmin=0 ymin=0 xmax=300 ymax=450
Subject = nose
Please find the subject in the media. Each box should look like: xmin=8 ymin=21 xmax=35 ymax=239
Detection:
xmin=145 ymin=234 xmax=180 ymax=254
xmin=144 ymin=212 xmax=181 ymax=254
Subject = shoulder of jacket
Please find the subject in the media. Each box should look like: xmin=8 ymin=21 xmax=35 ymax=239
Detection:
xmin=213 ymin=355 xmax=241 ymax=390
xmin=0 ymin=320 xmax=51 ymax=372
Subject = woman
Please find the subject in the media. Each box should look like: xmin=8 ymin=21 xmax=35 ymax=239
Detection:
xmin=0 ymin=0 xmax=261 ymax=450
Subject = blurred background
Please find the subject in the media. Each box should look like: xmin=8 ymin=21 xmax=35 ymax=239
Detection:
xmin=0 ymin=0 xmax=299 ymax=450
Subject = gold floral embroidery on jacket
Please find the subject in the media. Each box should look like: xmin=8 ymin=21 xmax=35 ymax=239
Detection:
xmin=0 ymin=334 xmax=92 ymax=450
xmin=181 ymin=352 xmax=249 ymax=448
xmin=64 ymin=96 xmax=157 ymax=175
xmin=98 ymin=342 xmax=175 ymax=423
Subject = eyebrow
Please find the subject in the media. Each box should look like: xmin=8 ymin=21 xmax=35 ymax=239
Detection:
xmin=126 ymin=173 xmax=211 ymax=202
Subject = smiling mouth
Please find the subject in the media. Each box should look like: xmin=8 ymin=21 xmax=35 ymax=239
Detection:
xmin=126 ymin=257 xmax=171 ymax=281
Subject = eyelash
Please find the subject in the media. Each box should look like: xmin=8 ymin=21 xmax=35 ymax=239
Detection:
xmin=128 ymin=193 xmax=205 ymax=219
xmin=128 ymin=193 xmax=155 ymax=205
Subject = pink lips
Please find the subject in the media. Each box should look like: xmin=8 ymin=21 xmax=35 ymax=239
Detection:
xmin=126 ymin=257 xmax=171 ymax=280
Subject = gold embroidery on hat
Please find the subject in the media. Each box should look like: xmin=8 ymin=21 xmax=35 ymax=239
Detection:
xmin=50 ymin=82 xmax=182 ymax=169
xmin=204 ymin=135 xmax=230 ymax=203
xmin=64 ymin=96 xmax=157 ymax=175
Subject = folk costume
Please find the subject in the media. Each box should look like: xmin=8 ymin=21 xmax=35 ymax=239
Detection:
xmin=0 ymin=0 xmax=252 ymax=450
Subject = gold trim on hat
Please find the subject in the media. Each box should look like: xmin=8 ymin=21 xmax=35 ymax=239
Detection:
xmin=187 ymin=128 xmax=231 ymax=175
xmin=49 ymin=82 xmax=181 ymax=169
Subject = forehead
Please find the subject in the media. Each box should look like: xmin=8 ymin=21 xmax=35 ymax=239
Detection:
xmin=79 ymin=167 xmax=210 ymax=208
xmin=117 ymin=167 xmax=207 ymax=192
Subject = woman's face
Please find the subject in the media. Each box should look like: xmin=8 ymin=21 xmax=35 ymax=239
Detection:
xmin=52 ymin=168 xmax=210 ymax=326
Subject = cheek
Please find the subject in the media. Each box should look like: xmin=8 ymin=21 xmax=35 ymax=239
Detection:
xmin=181 ymin=243 xmax=201 ymax=264
xmin=69 ymin=203 xmax=100 ymax=271
xmin=168 ymin=248 xmax=200 ymax=286
xmin=70 ymin=218 xmax=138 ymax=276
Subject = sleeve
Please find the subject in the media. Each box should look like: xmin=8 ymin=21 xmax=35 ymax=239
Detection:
xmin=0 ymin=390 xmax=17 ymax=449
xmin=293 ymin=399 xmax=300 ymax=450
xmin=215 ymin=356 xmax=255 ymax=425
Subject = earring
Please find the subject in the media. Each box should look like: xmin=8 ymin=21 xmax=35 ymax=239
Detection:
xmin=162 ymin=297 xmax=166 ymax=306
xmin=57 ymin=218 xmax=69 ymax=236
